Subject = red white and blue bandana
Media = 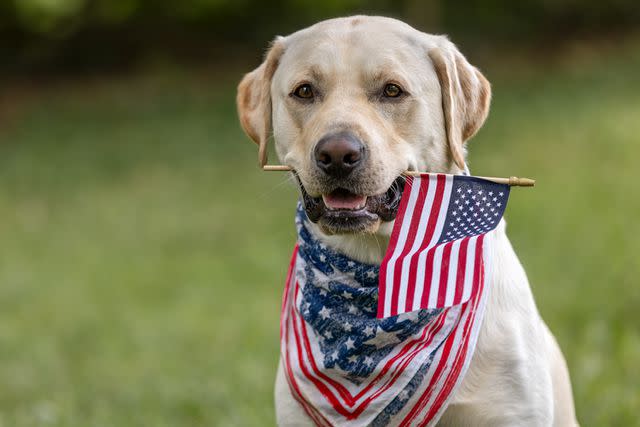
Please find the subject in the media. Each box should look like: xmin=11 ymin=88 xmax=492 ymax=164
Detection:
xmin=281 ymin=174 xmax=507 ymax=426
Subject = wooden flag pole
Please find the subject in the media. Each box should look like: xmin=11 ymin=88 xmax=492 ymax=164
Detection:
xmin=261 ymin=165 xmax=535 ymax=187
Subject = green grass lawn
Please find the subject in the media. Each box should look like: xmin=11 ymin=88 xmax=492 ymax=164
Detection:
xmin=1 ymin=42 xmax=639 ymax=426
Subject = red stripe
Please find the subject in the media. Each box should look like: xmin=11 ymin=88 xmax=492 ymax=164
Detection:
xmin=404 ymin=174 xmax=447 ymax=313
xmin=436 ymin=243 xmax=453 ymax=307
xmin=420 ymin=247 xmax=437 ymax=309
xmin=453 ymin=238 xmax=469 ymax=305
xmin=389 ymin=177 xmax=431 ymax=316
xmin=378 ymin=176 xmax=414 ymax=318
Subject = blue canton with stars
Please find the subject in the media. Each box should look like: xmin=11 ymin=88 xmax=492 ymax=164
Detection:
xmin=294 ymin=204 xmax=442 ymax=387
xmin=439 ymin=176 xmax=510 ymax=244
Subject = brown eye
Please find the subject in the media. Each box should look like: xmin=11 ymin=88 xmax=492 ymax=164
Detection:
xmin=293 ymin=84 xmax=314 ymax=99
xmin=383 ymin=83 xmax=403 ymax=98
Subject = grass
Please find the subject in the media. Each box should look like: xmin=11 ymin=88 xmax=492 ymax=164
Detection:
xmin=0 ymin=42 xmax=639 ymax=426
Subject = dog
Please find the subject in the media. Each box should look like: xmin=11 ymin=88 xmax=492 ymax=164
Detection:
xmin=237 ymin=16 xmax=578 ymax=426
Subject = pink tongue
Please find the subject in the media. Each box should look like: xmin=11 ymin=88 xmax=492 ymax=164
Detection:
xmin=322 ymin=193 xmax=367 ymax=210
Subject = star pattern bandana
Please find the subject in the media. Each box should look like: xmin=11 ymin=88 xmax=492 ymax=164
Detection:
xmin=280 ymin=204 xmax=494 ymax=426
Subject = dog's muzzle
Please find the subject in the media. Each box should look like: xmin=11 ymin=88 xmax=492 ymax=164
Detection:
xmin=296 ymin=175 xmax=405 ymax=233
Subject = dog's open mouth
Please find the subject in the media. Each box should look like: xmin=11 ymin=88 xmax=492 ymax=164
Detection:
xmin=297 ymin=176 xmax=405 ymax=234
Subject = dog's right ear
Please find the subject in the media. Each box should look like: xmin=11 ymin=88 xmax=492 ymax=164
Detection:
xmin=237 ymin=38 xmax=286 ymax=164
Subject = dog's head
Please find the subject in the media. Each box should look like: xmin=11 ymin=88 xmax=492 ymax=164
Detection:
xmin=237 ymin=16 xmax=490 ymax=236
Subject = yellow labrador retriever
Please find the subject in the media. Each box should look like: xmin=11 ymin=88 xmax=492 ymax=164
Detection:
xmin=237 ymin=16 xmax=578 ymax=426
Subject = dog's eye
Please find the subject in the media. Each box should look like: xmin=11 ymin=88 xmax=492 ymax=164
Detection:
xmin=383 ymin=83 xmax=403 ymax=98
xmin=292 ymin=84 xmax=314 ymax=99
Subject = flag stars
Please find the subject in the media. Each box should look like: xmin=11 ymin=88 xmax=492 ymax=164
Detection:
xmin=343 ymin=322 xmax=353 ymax=332
xmin=319 ymin=306 xmax=331 ymax=319
xmin=348 ymin=304 xmax=360 ymax=314
xmin=342 ymin=291 xmax=353 ymax=300
xmin=348 ymin=355 xmax=358 ymax=363
xmin=363 ymin=325 xmax=375 ymax=336
xmin=345 ymin=337 xmax=355 ymax=350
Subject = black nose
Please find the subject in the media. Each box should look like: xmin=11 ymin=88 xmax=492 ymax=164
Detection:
xmin=314 ymin=131 xmax=365 ymax=178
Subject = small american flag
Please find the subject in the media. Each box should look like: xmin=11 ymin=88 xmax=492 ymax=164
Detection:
xmin=378 ymin=173 xmax=510 ymax=318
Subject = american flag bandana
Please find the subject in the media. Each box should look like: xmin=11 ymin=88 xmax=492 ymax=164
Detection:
xmin=281 ymin=173 xmax=508 ymax=425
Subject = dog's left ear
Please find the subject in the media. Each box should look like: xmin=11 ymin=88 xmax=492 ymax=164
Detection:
xmin=429 ymin=39 xmax=491 ymax=170
xmin=237 ymin=37 xmax=286 ymax=164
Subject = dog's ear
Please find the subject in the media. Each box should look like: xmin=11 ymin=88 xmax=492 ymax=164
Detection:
xmin=428 ymin=39 xmax=491 ymax=170
xmin=237 ymin=38 xmax=286 ymax=164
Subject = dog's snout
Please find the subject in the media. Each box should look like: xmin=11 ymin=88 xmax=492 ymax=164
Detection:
xmin=314 ymin=132 xmax=365 ymax=178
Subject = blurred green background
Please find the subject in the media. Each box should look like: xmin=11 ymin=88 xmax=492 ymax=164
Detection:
xmin=1 ymin=1 xmax=639 ymax=426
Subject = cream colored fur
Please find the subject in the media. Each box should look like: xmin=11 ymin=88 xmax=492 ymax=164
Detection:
xmin=238 ymin=16 xmax=578 ymax=426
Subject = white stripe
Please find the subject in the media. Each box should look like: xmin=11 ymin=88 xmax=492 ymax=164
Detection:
xmin=443 ymin=239 xmax=461 ymax=306
xmin=383 ymin=179 xmax=422 ymax=317
xmin=427 ymin=244 xmax=444 ymax=308
xmin=460 ymin=236 xmax=477 ymax=303
xmin=411 ymin=175 xmax=454 ymax=311
xmin=397 ymin=175 xmax=437 ymax=311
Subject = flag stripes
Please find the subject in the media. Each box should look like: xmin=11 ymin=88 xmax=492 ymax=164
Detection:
xmin=378 ymin=173 xmax=508 ymax=318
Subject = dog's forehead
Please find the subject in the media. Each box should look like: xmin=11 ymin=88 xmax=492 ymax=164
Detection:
xmin=278 ymin=16 xmax=436 ymax=77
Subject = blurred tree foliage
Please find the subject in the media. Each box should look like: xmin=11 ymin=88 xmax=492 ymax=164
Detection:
xmin=1 ymin=0 xmax=639 ymax=72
